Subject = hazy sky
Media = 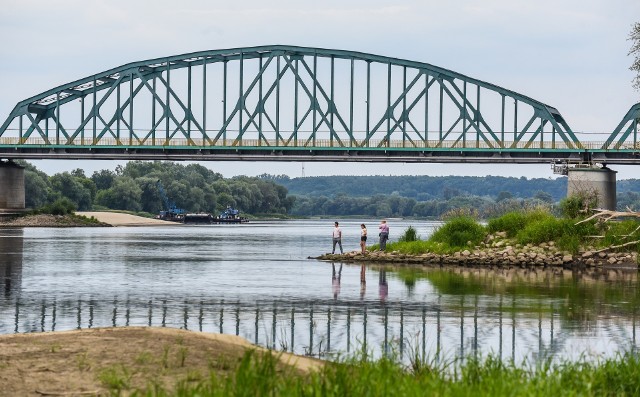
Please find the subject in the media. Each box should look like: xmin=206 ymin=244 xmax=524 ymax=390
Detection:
xmin=0 ymin=0 xmax=638 ymax=179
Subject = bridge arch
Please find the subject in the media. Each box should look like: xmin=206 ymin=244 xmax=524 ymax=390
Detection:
xmin=0 ymin=45 xmax=582 ymax=161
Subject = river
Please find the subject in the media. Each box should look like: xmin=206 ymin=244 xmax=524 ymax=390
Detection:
xmin=0 ymin=219 xmax=638 ymax=363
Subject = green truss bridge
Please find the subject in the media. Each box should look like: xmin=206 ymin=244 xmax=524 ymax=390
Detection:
xmin=1 ymin=45 xmax=639 ymax=164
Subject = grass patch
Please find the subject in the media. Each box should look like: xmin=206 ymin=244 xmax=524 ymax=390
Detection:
xmin=383 ymin=240 xmax=454 ymax=255
xmin=133 ymin=349 xmax=640 ymax=396
xmin=98 ymin=364 xmax=132 ymax=391
xmin=599 ymin=220 xmax=640 ymax=252
xmin=430 ymin=216 xmax=486 ymax=250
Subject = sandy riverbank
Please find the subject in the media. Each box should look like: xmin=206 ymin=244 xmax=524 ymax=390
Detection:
xmin=0 ymin=327 xmax=322 ymax=396
xmin=76 ymin=211 xmax=177 ymax=226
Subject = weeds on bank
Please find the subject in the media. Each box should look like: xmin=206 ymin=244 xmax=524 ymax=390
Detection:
xmin=120 ymin=349 xmax=640 ymax=396
xmin=387 ymin=206 xmax=640 ymax=256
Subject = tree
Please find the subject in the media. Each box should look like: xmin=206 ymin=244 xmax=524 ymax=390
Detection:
xmin=534 ymin=190 xmax=554 ymax=203
xmin=49 ymin=172 xmax=93 ymax=210
xmin=24 ymin=170 xmax=50 ymax=208
xmin=96 ymin=177 xmax=143 ymax=211
xmin=496 ymin=191 xmax=514 ymax=202
xmin=91 ymin=169 xmax=116 ymax=190
xmin=630 ymin=22 xmax=640 ymax=91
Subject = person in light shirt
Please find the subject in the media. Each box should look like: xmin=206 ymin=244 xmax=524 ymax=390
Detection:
xmin=332 ymin=221 xmax=343 ymax=254
xmin=378 ymin=220 xmax=389 ymax=251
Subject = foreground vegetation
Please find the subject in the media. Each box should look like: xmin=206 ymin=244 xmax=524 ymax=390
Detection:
xmin=120 ymin=350 xmax=640 ymax=396
xmin=379 ymin=202 xmax=640 ymax=256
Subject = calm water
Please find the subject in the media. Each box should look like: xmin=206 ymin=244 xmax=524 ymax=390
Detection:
xmin=0 ymin=219 xmax=638 ymax=363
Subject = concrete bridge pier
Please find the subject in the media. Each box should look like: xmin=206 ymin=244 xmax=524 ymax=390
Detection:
xmin=567 ymin=165 xmax=617 ymax=210
xmin=0 ymin=160 xmax=26 ymax=218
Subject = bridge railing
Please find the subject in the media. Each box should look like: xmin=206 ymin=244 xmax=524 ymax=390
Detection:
xmin=2 ymin=136 xmax=631 ymax=151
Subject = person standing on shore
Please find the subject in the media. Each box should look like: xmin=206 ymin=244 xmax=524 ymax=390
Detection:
xmin=360 ymin=224 xmax=368 ymax=254
xmin=378 ymin=220 xmax=389 ymax=251
xmin=332 ymin=221 xmax=343 ymax=254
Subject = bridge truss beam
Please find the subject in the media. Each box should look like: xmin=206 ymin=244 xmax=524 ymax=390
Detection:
xmin=0 ymin=45 xmax=595 ymax=163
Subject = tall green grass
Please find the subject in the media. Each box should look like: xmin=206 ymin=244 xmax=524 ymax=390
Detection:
xmin=376 ymin=209 xmax=639 ymax=256
xmin=429 ymin=216 xmax=485 ymax=249
xmin=132 ymin=350 xmax=640 ymax=396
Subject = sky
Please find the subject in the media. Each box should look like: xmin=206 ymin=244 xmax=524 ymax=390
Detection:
xmin=0 ymin=0 xmax=638 ymax=179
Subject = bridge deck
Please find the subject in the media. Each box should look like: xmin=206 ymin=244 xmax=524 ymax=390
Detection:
xmin=1 ymin=137 xmax=638 ymax=163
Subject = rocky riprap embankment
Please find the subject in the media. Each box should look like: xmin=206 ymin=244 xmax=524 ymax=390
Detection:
xmin=315 ymin=232 xmax=638 ymax=268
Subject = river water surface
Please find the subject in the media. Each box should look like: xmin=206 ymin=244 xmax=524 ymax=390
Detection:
xmin=0 ymin=219 xmax=638 ymax=363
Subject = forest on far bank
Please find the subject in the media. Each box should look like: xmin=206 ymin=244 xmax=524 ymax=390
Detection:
xmin=18 ymin=160 xmax=640 ymax=218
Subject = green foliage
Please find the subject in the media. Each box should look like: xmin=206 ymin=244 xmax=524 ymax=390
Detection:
xmin=560 ymin=192 xmax=598 ymax=219
xmin=399 ymin=226 xmax=419 ymax=242
xmin=133 ymin=349 xmax=640 ymax=396
xmin=280 ymin=175 xmax=568 ymax=201
xmin=49 ymin=172 xmax=94 ymax=210
xmin=384 ymin=240 xmax=453 ymax=255
xmin=515 ymin=214 xmax=566 ymax=245
xmin=98 ymin=365 xmax=131 ymax=391
xmin=512 ymin=214 xmax=598 ymax=253
xmin=39 ymin=198 xmax=76 ymax=215
xmin=487 ymin=208 xmax=602 ymax=254
xmin=599 ymin=220 xmax=640 ymax=252
xmin=20 ymin=160 xmax=294 ymax=216
xmin=430 ymin=216 xmax=486 ymax=249
xmin=96 ymin=177 xmax=143 ymax=211
xmin=487 ymin=211 xmax=530 ymax=237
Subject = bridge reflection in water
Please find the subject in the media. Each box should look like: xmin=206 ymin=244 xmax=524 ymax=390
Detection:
xmin=3 ymin=291 xmax=637 ymax=363
xmin=1 ymin=226 xmax=638 ymax=362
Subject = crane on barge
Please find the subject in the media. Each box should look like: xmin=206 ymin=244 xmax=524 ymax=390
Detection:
xmin=156 ymin=180 xmax=185 ymax=222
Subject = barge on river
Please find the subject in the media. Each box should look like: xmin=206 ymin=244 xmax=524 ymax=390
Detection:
xmin=182 ymin=207 xmax=249 ymax=224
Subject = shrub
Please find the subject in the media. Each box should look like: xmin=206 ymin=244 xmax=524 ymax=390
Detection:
xmin=399 ymin=226 xmax=419 ymax=242
xmin=487 ymin=209 xmax=553 ymax=238
xmin=515 ymin=214 xmax=563 ymax=245
xmin=39 ymin=198 xmax=76 ymax=215
xmin=487 ymin=212 xmax=528 ymax=237
xmin=600 ymin=220 xmax=640 ymax=252
xmin=560 ymin=192 xmax=598 ymax=219
xmin=429 ymin=216 xmax=485 ymax=249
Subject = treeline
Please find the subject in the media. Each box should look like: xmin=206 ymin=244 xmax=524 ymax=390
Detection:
xmin=289 ymin=193 xmax=556 ymax=218
xmin=21 ymin=161 xmax=294 ymax=215
xmin=275 ymin=175 xmax=640 ymax=202
xmin=19 ymin=161 xmax=640 ymax=218
xmin=275 ymin=175 xmax=570 ymax=201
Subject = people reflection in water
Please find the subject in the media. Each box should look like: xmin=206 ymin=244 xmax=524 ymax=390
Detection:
xmin=332 ymin=263 xmax=342 ymax=299
xmin=360 ymin=263 xmax=366 ymax=300
xmin=379 ymin=268 xmax=388 ymax=301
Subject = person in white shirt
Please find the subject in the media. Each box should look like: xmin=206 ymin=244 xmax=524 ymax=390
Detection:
xmin=332 ymin=221 xmax=343 ymax=254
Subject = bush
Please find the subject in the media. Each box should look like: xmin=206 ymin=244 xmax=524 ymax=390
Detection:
xmin=429 ymin=216 xmax=485 ymax=249
xmin=600 ymin=220 xmax=640 ymax=252
xmin=513 ymin=214 xmax=599 ymax=253
xmin=515 ymin=213 xmax=563 ymax=245
xmin=399 ymin=226 xmax=419 ymax=242
xmin=487 ymin=209 xmax=552 ymax=238
xmin=487 ymin=212 xmax=528 ymax=237
xmin=39 ymin=198 xmax=76 ymax=215
xmin=560 ymin=192 xmax=598 ymax=219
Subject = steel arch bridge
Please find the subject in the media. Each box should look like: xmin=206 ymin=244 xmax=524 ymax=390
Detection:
xmin=0 ymin=45 xmax=638 ymax=164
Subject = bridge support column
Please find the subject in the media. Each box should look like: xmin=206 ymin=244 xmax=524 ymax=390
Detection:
xmin=567 ymin=166 xmax=616 ymax=210
xmin=0 ymin=160 xmax=26 ymax=218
